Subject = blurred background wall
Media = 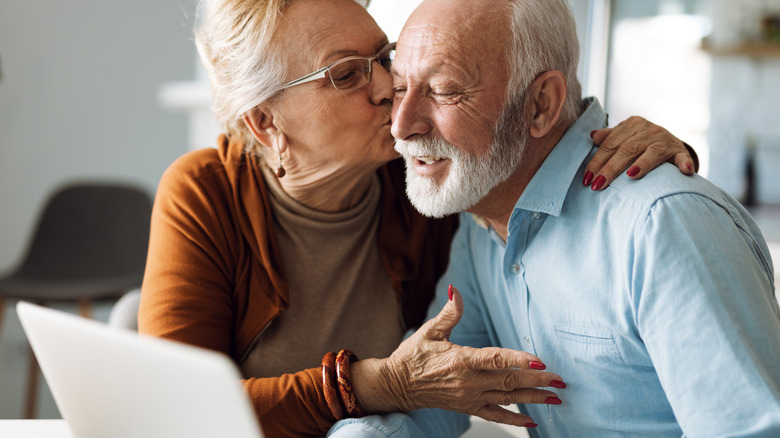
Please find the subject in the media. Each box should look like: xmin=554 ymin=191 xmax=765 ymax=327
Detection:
xmin=1 ymin=0 xmax=779 ymax=421
xmin=0 ymin=0 xmax=198 ymax=273
xmin=3 ymin=0 xmax=780 ymax=275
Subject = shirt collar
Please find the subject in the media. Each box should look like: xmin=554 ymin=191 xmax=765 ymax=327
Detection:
xmin=513 ymin=97 xmax=607 ymax=217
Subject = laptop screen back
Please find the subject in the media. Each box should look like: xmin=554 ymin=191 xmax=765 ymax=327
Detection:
xmin=17 ymin=302 xmax=263 ymax=438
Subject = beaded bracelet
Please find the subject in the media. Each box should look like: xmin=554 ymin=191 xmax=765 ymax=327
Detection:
xmin=321 ymin=351 xmax=345 ymax=420
xmin=335 ymin=349 xmax=366 ymax=418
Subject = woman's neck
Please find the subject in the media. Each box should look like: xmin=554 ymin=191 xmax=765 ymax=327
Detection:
xmin=268 ymin=160 xmax=380 ymax=213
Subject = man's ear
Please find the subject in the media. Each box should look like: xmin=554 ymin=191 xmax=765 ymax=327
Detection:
xmin=527 ymin=70 xmax=567 ymax=139
xmin=242 ymin=106 xmax=288 ymax=155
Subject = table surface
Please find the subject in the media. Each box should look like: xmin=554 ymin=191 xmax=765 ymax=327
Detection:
xmin=0 ymin=420 xmax=72 ymax=438
xmin=1 ymin=418 xmax=528 ymax=438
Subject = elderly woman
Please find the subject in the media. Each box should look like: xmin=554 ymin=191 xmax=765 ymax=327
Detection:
xmin=138 ymin=0 xmax=698 ymax=436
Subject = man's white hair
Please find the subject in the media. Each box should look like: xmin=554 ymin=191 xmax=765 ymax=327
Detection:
xmin=505 ymin=0 xmax=584 ymax=124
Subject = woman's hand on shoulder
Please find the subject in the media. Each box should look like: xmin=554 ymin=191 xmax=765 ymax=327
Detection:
xmin=584 ymin=115 xmax=698 ymax=191
xmin=351 ymin=285 xmax=563 ymax=428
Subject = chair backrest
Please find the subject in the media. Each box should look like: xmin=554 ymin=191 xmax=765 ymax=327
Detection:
xmin=15 ymin=182 xmax=153 ymax=281
xmin=108 ymin=289 xmax=142 ymax=331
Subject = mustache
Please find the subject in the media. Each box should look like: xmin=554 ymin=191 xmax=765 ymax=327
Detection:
xmin=394 ymin=136 xmax=460 ymax=159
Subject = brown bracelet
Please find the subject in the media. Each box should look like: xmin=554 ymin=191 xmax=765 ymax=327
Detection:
xmin=335 ymin=349 xmax=366 ymax=418
xmin=321 ymin=351 xmax=345 ymax=420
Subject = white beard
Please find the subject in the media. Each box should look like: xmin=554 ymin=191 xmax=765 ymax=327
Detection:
xmin=394 ymin=98 xmax=529 ymax=218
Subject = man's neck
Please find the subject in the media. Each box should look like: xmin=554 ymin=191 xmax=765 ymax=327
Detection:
xmin=469 ymin=125 xmax=567 ymax=241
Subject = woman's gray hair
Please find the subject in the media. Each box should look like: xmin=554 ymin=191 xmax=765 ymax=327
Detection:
xmin=195 ymin=0 xmax=371 ymax=153
xmin=505 ymin=0 xmax=583 ymax=126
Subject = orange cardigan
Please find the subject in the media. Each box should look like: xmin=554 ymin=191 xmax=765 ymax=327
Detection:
xmin=138 ymin=135 xmax=458 ymax=437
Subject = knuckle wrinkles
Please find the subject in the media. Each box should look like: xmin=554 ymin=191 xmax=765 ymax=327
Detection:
xmin=490 ymin=353 xmax=506 ymax=369
xmin=647 ymin=125 xmax=663 ymax=136
xmin=599 ymin=140 xmax=619 ymax=152
xmin=620 ymin=142 xmax=641 ymax=156
xmin=453 ymin=380 xmax=469 ymax=397
xmin=501 ymin=392 xmax=517 ymax=405
xmin=647 ymin=144 xmax=668 ymax=158
xmin=503 ymin=373 xmax=516 ymax=391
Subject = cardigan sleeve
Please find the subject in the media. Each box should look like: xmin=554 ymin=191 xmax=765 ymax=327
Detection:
xmin=138 ymin=148 xmax=337 ymax=437
xmin=245 ymin=369 xmax=338 ymax=436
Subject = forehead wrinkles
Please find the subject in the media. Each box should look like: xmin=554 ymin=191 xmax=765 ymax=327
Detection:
xmin=277 ymin=0 xmax=385 ymax=72
xmin=394 ymin=25 xmax=477 ymax=84
xmin=396 ymin=0 xmax=511 ymax=82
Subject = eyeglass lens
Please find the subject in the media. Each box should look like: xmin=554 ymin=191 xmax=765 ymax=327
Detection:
xmin=325 ymin=45 xmax=395 ymax=92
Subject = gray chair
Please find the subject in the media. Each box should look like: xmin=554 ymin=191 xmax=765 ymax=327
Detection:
xmin=108 ymin=288 xmax=142 ymax=331
xmin=0 ymin=181 xmax=152 ymax=418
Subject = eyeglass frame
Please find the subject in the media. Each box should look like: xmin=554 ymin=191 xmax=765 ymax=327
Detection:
xmin=278 ymin=42 xmax=397 ymax=93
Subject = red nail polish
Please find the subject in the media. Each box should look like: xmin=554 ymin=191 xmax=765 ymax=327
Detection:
xmin=590 ymin=130 xmax=596 ymax=139
xmin=550 ymin=380 xmax=567 ymax=389
xmin=582 ymin=171 xmax=594 ymax=186
xmin=591 ymin=175 xmax=606 ymax=191
xmin=524 ymin=423 xmax=538 ymax=428
xmin=686 ymin=163 xmax=693 ymax=172
xmin=545 ymin=396 xmax=563 ymax=405
xmin=529 ymin=361 xmax=546 ymax=370
xmin=448 ymin=284 xmax=453 ymax=301
xmin=627 ymin=165 xmax=640 ymax=177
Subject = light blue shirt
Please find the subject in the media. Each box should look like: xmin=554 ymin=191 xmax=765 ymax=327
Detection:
xmin=329 ymin=99 xmax=780 ymax=437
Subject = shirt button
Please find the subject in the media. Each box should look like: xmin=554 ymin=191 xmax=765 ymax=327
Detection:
xmin=524 ymin=336 xmax=532 ymax=346
xmin=511 ymin=264 xmax=521 ymax=274
xmin=531 ymin=211 xmax=541 ymax=219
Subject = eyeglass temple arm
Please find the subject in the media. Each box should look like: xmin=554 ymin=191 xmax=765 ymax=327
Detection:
xmin=281 ymin=67 xmax=329 ymax=89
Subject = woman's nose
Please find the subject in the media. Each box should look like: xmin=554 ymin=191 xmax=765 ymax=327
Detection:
xmin=369 ymin=60 xmax=394 ymax=105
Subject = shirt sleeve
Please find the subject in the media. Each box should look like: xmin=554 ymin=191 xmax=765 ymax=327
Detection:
xmin=327 ymin=409 xmax=470 ymax=438
xmin=632 ymin=192 xmax=780 ymax=436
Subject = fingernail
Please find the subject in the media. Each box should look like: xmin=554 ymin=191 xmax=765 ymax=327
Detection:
xmin=545 ymin=396 xmax=563 ymax=405
xmin=627 ymin=165 xmax=640 ymax=177
xmin=524 ymin=423 xmax=538 ymax=428
xmin=550 ymin=380 xmax=567 ymax=389
xmin=529 ymin=361 xmax=546 ymax=370
xmin=582 ymin=170 xmax=594 ymax=186
xmin=590 ymin=130 xmax=596 ymax=139
xmin=686 ymin=163 xmax=693 ymax=172
xmin=591 ymin=175 xmax=606 ymax=191
xmin=448 ymin=284 xmax=453 ymax=301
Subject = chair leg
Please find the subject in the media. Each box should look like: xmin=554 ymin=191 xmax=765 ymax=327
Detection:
xmin=79 ymin=300 xmax=92 ymax=319
xmin=0 ymin=298 xmax=37 ymax=419
xmin=24 ymin=343 xmax=40 ymax=419
xmin=0 ymin=297 xmax=5 ymax=342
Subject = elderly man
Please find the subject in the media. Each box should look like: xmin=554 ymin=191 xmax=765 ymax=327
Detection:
xmin=329 ymin=0 xmax=780 ymax=436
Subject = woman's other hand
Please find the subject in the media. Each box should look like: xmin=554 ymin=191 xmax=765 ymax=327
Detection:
xmin=352 ymin=285 xmax=564 ymax=428
xmin=583 ymin=116 xmax=698 ymax=191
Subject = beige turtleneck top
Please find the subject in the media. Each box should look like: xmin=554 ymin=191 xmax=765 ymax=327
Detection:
xmin=239 ymin=165 xmax=405 ymax=377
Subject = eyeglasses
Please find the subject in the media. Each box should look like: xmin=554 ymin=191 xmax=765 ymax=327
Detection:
xmin=279 ymin=42 xmax=396 ymax=93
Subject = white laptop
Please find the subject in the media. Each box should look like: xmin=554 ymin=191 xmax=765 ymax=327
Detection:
xmin=16 ymin=301 xmax=264 ymax=438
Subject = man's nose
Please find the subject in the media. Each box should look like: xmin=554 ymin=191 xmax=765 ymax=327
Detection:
xmin=391 ymin=91 xmax=432 ymax=141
